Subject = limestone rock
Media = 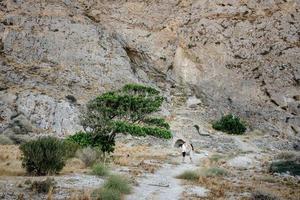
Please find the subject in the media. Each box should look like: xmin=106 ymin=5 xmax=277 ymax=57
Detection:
xmin=0 ymin=0 xmax=298 ymax=146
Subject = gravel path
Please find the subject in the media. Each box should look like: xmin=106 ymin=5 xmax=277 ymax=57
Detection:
xmin=126 ymin=152 xmax=208 ymax=200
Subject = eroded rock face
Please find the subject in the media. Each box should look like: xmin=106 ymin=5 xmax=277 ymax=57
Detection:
xmin=0 ymin=0 xmax=299 ymax=144
xmin=0 ymin=0 xmax=138 ymax=136
xmin=84 ymin=0 xmax=300 ymax=136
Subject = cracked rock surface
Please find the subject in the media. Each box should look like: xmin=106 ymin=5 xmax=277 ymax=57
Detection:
xmin=0 ymin=0 xmax=299 ymax=148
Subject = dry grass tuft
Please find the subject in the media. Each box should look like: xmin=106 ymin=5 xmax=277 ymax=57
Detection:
xmin=0 ymin=145 xmax=25 ymax=176
xmin=75 ymin=147 xmax=99 ymax=167
xmin=112 ymin=143 xmax=168 ymax=173
xmin=138 ymin=160 xmax=159 ymax=173
xmin=61 ymin=158 xmax=87 ymax=174
xmin=68 ymin=190 xmax=92 ymax=200
xmin=176 ymin=170 xmax=199 ymax=181
xmin=113 ymin=143 xmax=168 ymax=161
xmin=200 ymin=167 xmax=228 ymax=177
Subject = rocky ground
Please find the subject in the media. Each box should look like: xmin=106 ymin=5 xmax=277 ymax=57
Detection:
xmin=0 ymin=139 xmax=299 ymax=200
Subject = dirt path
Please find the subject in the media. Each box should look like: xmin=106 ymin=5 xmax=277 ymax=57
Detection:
xmin=126 ymin=152 xmax=208 ymax=200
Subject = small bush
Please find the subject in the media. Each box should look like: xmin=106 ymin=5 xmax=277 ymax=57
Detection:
xmin=76 ymin=147 xmax=98 ymax=167
xmin=20 ymin=136 xmax=66 ymax=175
xmin=201 ymin=167 xmax=228 ymax=177
xmin=176 ymin=170 xmax=199 ymax=181
xmin=104 ymin=175 xmax=131 ymax=194
xmin=92 ymin=163 xmax=109 ymax=177
xmin=269 ymin=160 xmax=300 ymax=176
xmin=93 ymin=188 xmax=121 ymax=200
xmin=31 ymin=178 xmax=55 ymax=193
xmin=212 ymin=114 xmax=246 ymax=134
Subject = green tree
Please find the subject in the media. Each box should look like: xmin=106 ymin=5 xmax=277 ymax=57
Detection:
xmin=79 ymin=84 xmax=172 ymax=155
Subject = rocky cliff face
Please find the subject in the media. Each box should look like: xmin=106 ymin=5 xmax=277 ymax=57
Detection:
xmin=0 ymin=0 xmax=299 ymax=147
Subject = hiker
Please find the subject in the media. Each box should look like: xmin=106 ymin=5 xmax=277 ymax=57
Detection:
xmin=180 ymin=141 xmax=193 ymax=163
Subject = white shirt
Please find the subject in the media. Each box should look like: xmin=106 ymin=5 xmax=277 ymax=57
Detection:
xmin=182 ymin=144 xmax=187 ymax=152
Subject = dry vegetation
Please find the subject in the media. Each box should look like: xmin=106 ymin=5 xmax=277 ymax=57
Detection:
xmin=0 ymin=143 xmax=169 ymax=177
xmin=61 ymin=158 xmax=88 ymax=174
xmin=112 ymin=143 xmax=170 ymax=174
xmin=181 ymin=155 xmax=300 ymax=200
xmin=1 ymin=144 xmax=299 ymax=200
xmin=0 ymin=145 xmax=25 ymax=176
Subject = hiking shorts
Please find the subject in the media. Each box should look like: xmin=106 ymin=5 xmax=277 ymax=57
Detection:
xmin=182 ymin=152 xmax=186 ymax=157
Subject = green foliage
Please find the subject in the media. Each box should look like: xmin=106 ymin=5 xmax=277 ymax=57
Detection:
xmin=122 ymin=83 xmax=160 ymax=95
xmin=201 ymin=167 xmax=228 ymax=177
xmin=80 ymin=84 xmax=172 ymax=154
xmin=269 ymin=160 xmax=300 ymax=175
xmin=212 ymin=114 xmax=246 ymax=134
xmin=270 ymin=152 xmax=300 ymax=175
xmin=114 ymin=121 xmax=172 ymax=139
xmin=92 ymin=163 xmax=109 ymax=177
xmin=176 ymin=170 xmax=199 ymax=181
xmin=143 ymin=117 xmax=170 ymax=129
xmin=104 ymin=175 xmax=132 ymax=194
xmin=66 ymin=131 xmax=93 ymax=148
xmin=66 ymin=131 xmax=115 ymax=154
xmin=92 ymin=133 xmax=115 ymax=154
xmin=92 ymin=174 xmax=131 ymax=200
xmin=20 ymin=136 xmax=66 ymax=175
xmin=30 ymin=178 xmax=55 ymax=193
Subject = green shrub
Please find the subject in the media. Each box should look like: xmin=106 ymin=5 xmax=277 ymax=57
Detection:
xmin=176 ymin=170 xmax=199 ymax=181
xmin=93 ymin=188 xmax=121 ymax=200
xmin=104 ymin=175 xmax=131 ymax=194
xmin=212 ymin=114 xmax=246 ymax=134
xmin=66 ymin=131 xmax=93 ymax=148
xmin=269 ymin=160 xmax=300 ymax=176
xmin=20 ymin=136 xmax=66 ymax=175
xmin=201 ymin=167 xmax=228 ymax=177
xmin=92 ymin=163 xmax=109 ymax=177
xmin=30 ymin=178 xmax=55 ymax=193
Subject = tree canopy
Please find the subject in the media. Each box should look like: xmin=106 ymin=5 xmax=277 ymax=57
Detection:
xmin=74 ymin=84 xmax=172 ymax=154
